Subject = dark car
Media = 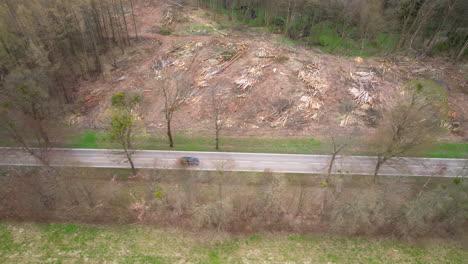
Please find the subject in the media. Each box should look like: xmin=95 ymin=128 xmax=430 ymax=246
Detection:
xmin=179 ymin=157 xmax=200 ymax=167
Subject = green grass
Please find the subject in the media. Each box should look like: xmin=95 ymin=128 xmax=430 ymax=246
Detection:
xmin=425 ymin=142 xmax=468 ymax=158
xmin=2 ymin=128 xmax=466 ymax=158
xmin=158 ymin=28 xmax=173 ymax=36
xmin=304 ymin=22 xmax=398 ymax=57
xmin=74 ymin=131 xmax=99 ymax=148
xmin=182 ymin=24 xmax=216 ymax=35
xmin=66 ymin=131 xmax=325 ymax=154
xmin=0 ymin=222 xmax=466 ymax=263
xmin=409 ymin=79 xmax=450 ymax=112
xmin=64 ymin=130 xmax=467 ymax=158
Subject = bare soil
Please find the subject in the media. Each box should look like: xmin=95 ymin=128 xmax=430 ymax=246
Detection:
xmin=71 ymin=0 xmax=468 ymax=141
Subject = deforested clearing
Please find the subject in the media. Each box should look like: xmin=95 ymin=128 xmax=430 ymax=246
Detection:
xmin=60 ymin=1 xmax=467 ymax=142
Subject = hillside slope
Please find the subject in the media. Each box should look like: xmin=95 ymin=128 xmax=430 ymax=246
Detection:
xmin=70 ymin=0 xmax=467 ymax=142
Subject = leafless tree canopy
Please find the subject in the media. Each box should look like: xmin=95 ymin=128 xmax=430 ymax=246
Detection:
xmin=371 ymin=82 xmax=445 ymax=181
xmin=210 ymin=83 xmax=229 ymax=150
xmin=157 ymin=71 xmax=193 ymax=147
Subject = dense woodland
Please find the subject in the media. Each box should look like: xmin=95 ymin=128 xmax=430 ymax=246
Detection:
xmin=199 ymin=0 xmax=467 ymax=59
xmin=0 ymin=0 xmax=138 ymax=104
xmin=0 ymin=0 xmax=141 ymax=155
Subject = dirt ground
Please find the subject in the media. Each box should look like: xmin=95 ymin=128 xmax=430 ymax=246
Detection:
xmin=71 ymin=0 xmax=468 ymax=141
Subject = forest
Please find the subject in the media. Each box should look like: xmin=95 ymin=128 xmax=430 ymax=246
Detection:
xmin=0 ymin=0 xmax=138 ymax=104
xmin=199 ymin=0 xmax=467 ymax=59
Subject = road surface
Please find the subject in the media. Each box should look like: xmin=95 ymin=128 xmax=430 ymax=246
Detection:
xmin=0 ymin=148 xmax=466 ymax=177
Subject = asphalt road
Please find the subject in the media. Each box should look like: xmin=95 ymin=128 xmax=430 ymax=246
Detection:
xmin=0 ymin=148 xmax=466 ymax=177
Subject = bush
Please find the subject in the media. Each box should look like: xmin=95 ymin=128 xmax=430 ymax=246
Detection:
xmin=220 ymin=50 xmax=237 ymax=62
xmin=193 ymin=199 xmax=234 ymax=230
xmin=268 ymin=17 xmax=286 ymax=32
xmin=328 ymin=187 xmax=389 ymax=235
xmin=1 ymin=167 xmax=466 ymax=239
xmin=158 ymin=27 xmax=173 ymax=35
xmin=275 ymin=56 xmax=289 ymax=63
xmin=395 ymin=183 xmax=467 ymax=238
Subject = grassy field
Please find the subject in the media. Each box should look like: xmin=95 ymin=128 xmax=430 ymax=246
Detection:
xmin=1 ymin=129 xmax=466 ymax=158
xmin=64 ymin=131 xmax=468 ymax=158
xmin=0 ymin=222 xmax=466 ymax=264
xmin=66 ymin=131 xmax=326 ymax=154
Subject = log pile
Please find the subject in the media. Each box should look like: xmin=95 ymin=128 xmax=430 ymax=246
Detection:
xmin=348 ymin=71 xmax=377 ymax=106
xmin=298 ymin=63 xmax=328 ymax=96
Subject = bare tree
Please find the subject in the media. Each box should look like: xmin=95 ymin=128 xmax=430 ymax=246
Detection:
xmin=0 ymin=68 xmax=84 ymax=209
xmin=319 ymin=135 xmax=349 ymax=218
xmin=371 ymin=83 xmax=444 ymax=183
xmin=129 ymin=0 xmax=138 ymax=38
xmin=210 ymin=84 xmax=227 ymax=150
xmin=0 ymin=68 xmax=62 ymax=166
xmin=158 ymin=72 xmax=192 ymax=148
xmin=326 ymin=137 xmax=348 ymax=184
xmin=421 ymin=0 xmax=457 ymax=56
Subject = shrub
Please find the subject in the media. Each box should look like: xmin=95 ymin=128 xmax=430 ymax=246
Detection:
xmin=275 ymin=56 xmax=289 ymax=63
xmin=328 ymin=187 xmax=389 ymax=235
xmin=193 ymin=199 xmax=234 ymax=230
xmin=158 ymin=27 xmax=173 ymax=35
xmin=395 ymin=183 xmax=467 ymax=238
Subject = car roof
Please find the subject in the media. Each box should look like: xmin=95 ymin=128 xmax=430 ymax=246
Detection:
xmin=182 ymin=157 xmax=198 ymax=160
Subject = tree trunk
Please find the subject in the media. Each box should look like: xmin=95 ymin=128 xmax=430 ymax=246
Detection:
xmin=125 ymin=149 xmax=137 ymax=175
xmin=129 ymin=0 xmax=138 ymax=38
xmin=360 ymin=26 xmax=368 ymax=56
xmin=395 ymin=1 xmax=417 ymax=52
xmin=119 ymin=0 xmax=130 ymax=45
xmin=242 ymin=3 xmax=251 ymax=23
xmin=455 ymin=38 xmax=468 ymax=62
xmin=91 ymin=33 xmax=102 ymax=73
xmin=373 ymin=157 xmax=383 ymax=184
xmin=285 ymin=0 xmax=297 ymax=36
xmin=106 ymin=5 xmax=116 ymax=44
xmin=59 ymin=78 xmax=72 ymax=104
xmin=422 ymin=2 xmax=454 ymax=56
xmin=72 ymin=9 xmax=92 ymax=78
xmin=112 ymin=0 xmax=125 ymax=52
xmin=408 ymin=15 xmax=429 ymax=51
xmin=331 ymin=23 xmax=347 ymax=53
xmin=319 ymin=188 xmax=327 ymax=218
xmin=91 ymin=1 xmax=105 ymax=47
xmin=37 ymin=120 xmax=50 ymax=146
xmin=296 ymin=184 xmax=305 ymax=217
xmin=215 ymin=130 xmax=220 ymax=150
xmin=218 ymin=178 xmax=222 ymax=200
xmin=129 ymin=158 xmax=136 ymax=175
xmin=326 ymin=154 xmax=336 ymax=183
xmin=167 ymin=119 xmax=174 ymax=148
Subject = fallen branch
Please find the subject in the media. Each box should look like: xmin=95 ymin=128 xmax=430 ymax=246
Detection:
xmin=206 ymin=24 xmax=227 ymax=36
xmin=168 ymin=1 xmax=184 ymax=8
xmin=166 ymin=41 xmax=193 ymax=54
xmin=218 ymin=50 xmax=245 ymax=74
xmin=186 ymin=52 xmax=199 ymax=72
